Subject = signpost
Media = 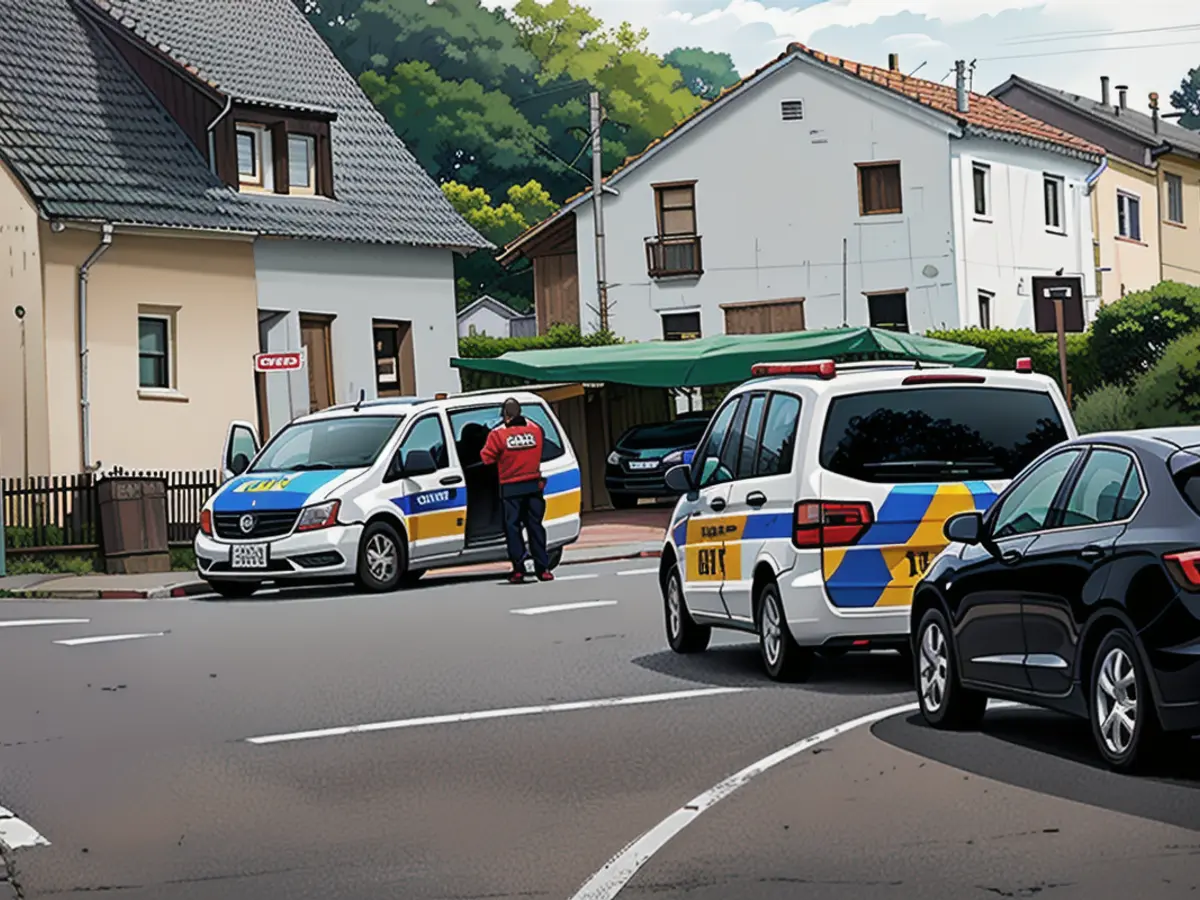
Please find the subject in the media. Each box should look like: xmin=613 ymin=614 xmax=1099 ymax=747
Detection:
xmin=1047 ymin=287 xmax=1072 ymax=406
xmin=254 ymin=350 xmax=305 ymax=373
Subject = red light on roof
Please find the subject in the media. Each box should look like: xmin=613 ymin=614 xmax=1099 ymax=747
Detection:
xmin=902 ymin=374 xmax=986 ymax=385
xmin=1015 ymin=357 xmax=1033 ymax=373
xmin=751 ymin=360 xmax=836 ymax=379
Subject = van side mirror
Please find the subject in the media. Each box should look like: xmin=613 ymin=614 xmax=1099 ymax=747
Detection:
xmin=400 ymin=449 xmax=438 ymax=478
xmin=664 ymin=464 xmax=694 ymax=494
xmin=229 ymin=453 xmax=251 ymax=476
xmin=944 ymin=511 xmax=983 ymax=545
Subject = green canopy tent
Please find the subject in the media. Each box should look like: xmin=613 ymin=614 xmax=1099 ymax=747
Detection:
xmin=451 ymin=326 xmax=986 ymax=388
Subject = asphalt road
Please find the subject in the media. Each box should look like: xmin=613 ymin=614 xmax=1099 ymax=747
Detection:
xmin=0 ymin=560 xmax=1197 ymax=899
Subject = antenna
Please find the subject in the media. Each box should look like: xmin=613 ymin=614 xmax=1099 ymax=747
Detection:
xmin=353 ymin=388 xmax=365 ymax=411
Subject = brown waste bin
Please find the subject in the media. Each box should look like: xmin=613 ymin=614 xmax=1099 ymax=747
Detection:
xmin=96 ymin=477 xmax=170 ymax=574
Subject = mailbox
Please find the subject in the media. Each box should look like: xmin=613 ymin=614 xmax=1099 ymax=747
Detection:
xmin=96 ymin=477 xmax=170 ymax=574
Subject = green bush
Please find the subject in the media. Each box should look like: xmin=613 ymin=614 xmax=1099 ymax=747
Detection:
xmin=457 ymin=323 xmax=623 ymax=391
xmin=1072 ymin=383 xmax=1136 ymax=434
xmin=3 ymin=553 xmax=99 ymax=576
xmin=170 ymin=546 xmax=196 ymax=571
xmin=926 ymin=327 xmax=1100 ymax=397
xmin=1090 ymin=281 xmax=1200 ymax=384
xmin=1124 ymin=329 xmax=1200 ymax=428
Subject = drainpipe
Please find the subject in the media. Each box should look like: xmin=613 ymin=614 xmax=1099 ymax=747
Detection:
xmin=79 ymin=224 xmax=114 ymax=472
xmin=1084 ymin=157 xmax=1108 ymax=195
xmin=206 ymin=94 xmax=233 ymax=176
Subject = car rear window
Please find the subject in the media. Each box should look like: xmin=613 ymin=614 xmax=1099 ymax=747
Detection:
xmin=820 ymin=387 xmax=1068 ymax=483
xmin=618 ymin=418 xmax=710 ymax=451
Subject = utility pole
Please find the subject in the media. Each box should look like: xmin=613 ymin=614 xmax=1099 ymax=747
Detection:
xmin=589 ymin=91 xmax=610 ymax=332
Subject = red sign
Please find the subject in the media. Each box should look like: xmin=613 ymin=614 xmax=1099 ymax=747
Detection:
xmin=254 ymin=351 xmax=305 ymax=373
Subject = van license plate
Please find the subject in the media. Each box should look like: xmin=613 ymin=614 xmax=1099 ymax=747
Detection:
xmin=628 ymin=460 xmax=657 ymax=470
xmin=231 ymin=544 xmax=268 ymax=569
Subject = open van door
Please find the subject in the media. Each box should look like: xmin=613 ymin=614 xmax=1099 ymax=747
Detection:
xmin=221 ymin=420 xmax=260 ymax=482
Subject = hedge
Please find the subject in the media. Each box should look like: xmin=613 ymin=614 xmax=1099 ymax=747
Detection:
xmin=926 ymin=327 xmax=1101 ymax=397
xmin=456 ymin=324 xmax=623 ymax=392
xmin=1090 ymin=281 xmax=1200 ymax=385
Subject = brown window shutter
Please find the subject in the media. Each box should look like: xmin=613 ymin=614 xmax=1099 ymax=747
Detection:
xmin=317 ymin=128 xmax=335 ymax=198
xmin=271 ymin=122 xmax=290 ymax=194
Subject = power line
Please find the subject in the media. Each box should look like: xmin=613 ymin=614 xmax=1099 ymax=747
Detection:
xmin=977 ymin=38 xmax=1200 ymax=62
xmin=1001 ymin=22 xmax=1200 ymax=46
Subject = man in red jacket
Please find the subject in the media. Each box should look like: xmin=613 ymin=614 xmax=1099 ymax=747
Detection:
xmin=480 ymin=398 xmax=554 ymax=583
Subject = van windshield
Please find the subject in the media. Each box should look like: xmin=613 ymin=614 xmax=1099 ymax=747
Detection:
xmin=820 ymin=387 xmax=1067 ymax=483
xmin=249 ymin=416 xmax=403 ymax=473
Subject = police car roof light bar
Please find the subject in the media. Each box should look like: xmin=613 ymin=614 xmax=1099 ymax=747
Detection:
xmin=1015 ymin=357 xmax=1034 ymax=373
xmin=751 ymin=360 xmax=836 ymax=379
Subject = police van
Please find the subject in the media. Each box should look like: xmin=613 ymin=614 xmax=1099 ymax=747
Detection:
xmin=658 ymin=358 xmax=1076 ymax=681
xmin=194 ymin=390 xmax=582 ymax=598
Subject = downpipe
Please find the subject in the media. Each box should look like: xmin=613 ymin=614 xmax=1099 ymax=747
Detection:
xmin=79 ymin=224 xmax=114 ymax=472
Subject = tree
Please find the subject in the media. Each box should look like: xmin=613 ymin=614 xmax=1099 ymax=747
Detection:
xmin=1171 ymin=66 xmax=1200 ymax=130
xmin=664 ymin=47 xmax=740 ymax=100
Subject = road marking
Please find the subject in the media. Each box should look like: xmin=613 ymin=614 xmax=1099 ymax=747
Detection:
xmin=0 ymin=806 xmax=49 ymax=850
xmin=245 ymin=686 xmax=747 ymax=746
xmin=0 ymin=618 xmax=90 ymax=628
xmin=547 ymin=573 xmax=599 ymax=583
xmin=568 ymin=699 xmax=1020 ymax=900
xmin=54 ymin=632 xmax=165 ymax=647
xmin=617 ymin=568 xmax=657 ymax=576
xmin=511 ymin=600 xmax=618 ymax=616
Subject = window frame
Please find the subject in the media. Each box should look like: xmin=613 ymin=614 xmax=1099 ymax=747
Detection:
xmin=1165 ymin=172 xmax=1185 ymax=225
xmin=236 ymin=123 xmax=267 ymax=189
xmin=1052 ymin=445 xmax=1146 ymax=530
xmin=653 ymin=181 xmax=698 ymax=237
xmin=752 ymin=391 xmax=802 ymax=478
xmin=692 ymin=396 xmax=743 ymax=489
xmin=661 ymin=310 xmax=702 ymax=341
xmin=734 ymin=392 xmax=769 ymax=480
xmin=1043 ymin=173 xmax=1066 ymax=234
xmin=288 ymin=133 xmax=317 ymax=196
xmin=977 ymin=289 xmax=993 ymax=329
xmin=856 ymin=161 xmax=903 ymax=216
xmin=1117 ymin=190 xmax=1142 ymax=241
xmin=137 ymin=312 xmax=173 ymax=391
xmin=972 ymin=162 xmax=991 ymax=219
xmin=396 ymin=412 xmax=450 ymax=471
xmin=986 ymin=447 xmax=1084 ymax=540
xmin=866 ymin=290 xmax=910 ymax=333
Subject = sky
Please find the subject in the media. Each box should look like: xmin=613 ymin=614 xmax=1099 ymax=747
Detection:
xmin=495 ymin=0 xmax=1200 ymax=114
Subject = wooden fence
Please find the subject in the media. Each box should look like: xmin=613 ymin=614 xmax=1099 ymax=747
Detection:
xmin=2 ymin=470 xmax=220 ymax=554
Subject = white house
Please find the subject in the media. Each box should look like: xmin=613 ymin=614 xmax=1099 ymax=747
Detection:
xmin=457 ymin=295 xmax=537 ymax=339
xmin=499 ymin=45 xmax=1104 ymax=343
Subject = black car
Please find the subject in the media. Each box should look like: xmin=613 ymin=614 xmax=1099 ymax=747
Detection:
xmin=911 ymin=427 xmax=1200 ymax=772
xmin=605 ymin=412 xmax=712 ymax=508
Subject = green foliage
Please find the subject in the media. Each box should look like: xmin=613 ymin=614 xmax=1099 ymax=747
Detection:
xmin=3 ymin=553 xmax=99 ymax=576
xmin=456 ymin=323 xmax=622 ymax=391
xmin=5 ymin=523 xmax=97 ymax=549
xmin=925 ymin=327 xmax=1101 ymax=396
xmin=1090 ymin=281 xmax=1200 ymax=384
xmin=1125 ymin=329 xmax=1200 ymax=428
xmin=664 ymin=47 xmax=740 ymax=100
xmin=441 ymin=179 xmax=558 ymax=246
xmin=1072 ymin=383 xmax=1136 ymax=434
xmin=1170 ymin=65 xmax=1200 ymax=131
xmin=171 ymin=547 xmax=196 ymax=571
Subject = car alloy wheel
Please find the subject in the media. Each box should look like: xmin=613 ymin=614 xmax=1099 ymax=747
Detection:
xmin=761 ymin=592 xmax=784 ymax=668
xmin=914 ymin=606 xmax=986 ymax=730
xmin=1086 ymin=626 xmax=1162 ymax=773
xmin=756 ymin=581 xmax=811 ymax=682
xmin=919 ymin=620 xmax=949 ymax=713
xmin=366 ymin=533 xmax=398 ymax=583
xmin=355 ymin=521 xmax=406 ymax=593
xmin=1096 ymin=646 xmax=1138 ymax=757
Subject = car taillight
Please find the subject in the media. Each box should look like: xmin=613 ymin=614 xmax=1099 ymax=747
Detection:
xmin=1164 ymin=550 xmax=1200 ymax=590
xmin=793 ymin=500 xmax=874 ymax=548
xmin=199 ymin=509 xmax=212 ymax=536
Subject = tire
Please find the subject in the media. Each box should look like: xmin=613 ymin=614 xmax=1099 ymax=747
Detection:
xmin=207 ymin=580 xmax=261 ymax=599
xmin=757 ymin=580 xmax=812 ymax=682
xmin=1089 ymin=628 xmax=1160 ymax=773
xmin=546 ymin=546 xmax=564 ymax=571
xmin=664 ymin=564 xmax=710 ymax=653
xmin=355 ymin=520 xmax=406 ymax=593
xmin=916 ymin=607 xmax=987 ymax=729
xmin=610 ymin=493 xmax=638 ymax=510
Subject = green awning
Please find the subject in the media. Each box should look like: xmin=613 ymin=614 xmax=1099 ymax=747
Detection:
xmin=451 ymin=326 xmax=987 ymax=388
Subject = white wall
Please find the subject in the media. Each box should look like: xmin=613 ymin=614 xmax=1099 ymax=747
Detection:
xmin=254 ymin=239 xmax=460 ymax=435
xmin=950 ymin=136 xmax=1098 ymax=330
xmin=458 ymin=304 xmax=512 ymax=338
xmin=570 ymin=58 xmax=963 ymax=341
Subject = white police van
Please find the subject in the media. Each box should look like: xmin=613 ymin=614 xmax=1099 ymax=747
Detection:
xmin=658 ymin=358 xmax=1076 ymax=681
xmin=195 ymin=390 xmax=582 ymax=598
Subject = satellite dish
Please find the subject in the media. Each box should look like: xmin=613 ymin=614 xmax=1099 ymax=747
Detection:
xmin=922 ymin=264 xmax=939 ymax=278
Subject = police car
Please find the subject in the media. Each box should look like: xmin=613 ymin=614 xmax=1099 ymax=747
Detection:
xmin=194 ymin=390 xmax=582 ymax=598
xmin=658 ymin=358 xmax=1076 ymax=681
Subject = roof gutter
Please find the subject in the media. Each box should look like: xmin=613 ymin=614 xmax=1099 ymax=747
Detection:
xmin=1085 ymin=156 xmax=1108 ymax=195
xmin=78 ymin=224 xmax=114 ymax=473
xmin=206 ymin=94 xmax=233 ymax=176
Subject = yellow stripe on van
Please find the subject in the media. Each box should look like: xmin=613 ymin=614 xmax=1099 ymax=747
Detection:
xmin=545 ymin=489 xmax=581 ymax=522
xmin=406 ymin=509 xmax=466 ymax=542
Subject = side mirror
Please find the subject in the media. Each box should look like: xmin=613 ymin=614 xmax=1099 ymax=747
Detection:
xmin=230 ymin=453 xmax=251 ymax=476
xmin=400 ymin=449 xmax=438 ymax=478
xmin=944 ymin=511 xmax=984 ymax=545
xmin=664 ymin=464 xmax=694 ymax=494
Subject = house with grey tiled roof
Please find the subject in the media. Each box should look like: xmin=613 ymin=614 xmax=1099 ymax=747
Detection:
xmin=0 ymin=0 xmax=488 ymax=476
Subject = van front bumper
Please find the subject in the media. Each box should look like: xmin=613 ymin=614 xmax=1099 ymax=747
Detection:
xmin=194 ymin=524 xmax=362 ymax=581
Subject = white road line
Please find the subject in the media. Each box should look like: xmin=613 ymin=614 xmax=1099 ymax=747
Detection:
xmin=54 ymin=632 xmax=165 ymax=647
xmin=510 ymin=600 xmax=618 ymax=616
xmin=0 ymin=806 xmax=50 ymax=850
xmin=0 ymin=618 xmax=90 ymax=628
xmin=568 ymin=699 xmax=1020 ymax=900
xmin=616 ymin=568 xmax=658 ymax=576
xmin=547 ymin=573 xmax=599 ymax=583
xmin=245 ymin=686 xmax=747 ymax=746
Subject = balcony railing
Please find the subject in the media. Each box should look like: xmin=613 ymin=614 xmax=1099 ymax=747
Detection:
xmin=645 ymin=234 xmax=703 ymax=278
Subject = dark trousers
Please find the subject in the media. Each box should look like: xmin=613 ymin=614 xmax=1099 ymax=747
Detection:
xmin=502 ymin=486 xmax=549 ymax=573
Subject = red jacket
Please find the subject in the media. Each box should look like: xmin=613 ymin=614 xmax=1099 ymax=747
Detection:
xmin=481 ymin=420 xmax=544 ymax=486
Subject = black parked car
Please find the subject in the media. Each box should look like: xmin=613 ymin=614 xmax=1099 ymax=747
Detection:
xmin=911 ymin=427 xmax=1200 ymax=772
xmin=605 ymin=411 xmax=712 ymax=508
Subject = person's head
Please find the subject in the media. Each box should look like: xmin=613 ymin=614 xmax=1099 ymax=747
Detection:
xmin=502 ymin=397 xmax=521 ymax=423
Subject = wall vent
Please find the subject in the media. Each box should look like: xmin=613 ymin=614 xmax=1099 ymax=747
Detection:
xmin=781 ymin=100 xmax=804 ymax=121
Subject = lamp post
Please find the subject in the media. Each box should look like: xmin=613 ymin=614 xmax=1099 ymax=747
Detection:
xmin=1047 ymin=287 xmax=1072 ymax=405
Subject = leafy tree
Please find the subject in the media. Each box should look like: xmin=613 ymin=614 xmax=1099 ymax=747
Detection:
xmin=1127 ymin=330 xmax=1200 ymax=427
xmin=1090 ymin=280 xmax=1200 ymax=384
xmin=664 ymin=47 xmax=740 ymax=100
xmin=1170 ymin=65 xmax=1200 ymax=131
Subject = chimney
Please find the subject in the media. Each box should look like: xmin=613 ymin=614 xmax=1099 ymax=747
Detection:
xmin=888 ymin=52 xmax=899 ymax=72
xmin=1150 ymin=91 xmax=1160 ymax=132
xmin=1100 ymin=76 xmax=1110 ymax=107
xmin=1116 ymin=84 xmax=1128 ymax=111
xmin=955 ymin=60 xmax=968 ymax=114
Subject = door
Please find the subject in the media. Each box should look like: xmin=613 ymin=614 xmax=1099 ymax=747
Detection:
xmin=300 ymin=315 xmax=335 ymax=412
xmin=953 ymin=448 xmax=1084 ymax=690
xmin=1020 ymin=447 xmax=1142 ymax=695
xmin=221 ymin=420 xmax=260 ymax=482
xmin=388 ymin=413 xmax=465 ymax=563
xmin=681 ymin=396 xmax=745 ymax=617
xmin=374 ymin=320 xmax=416 ymax=398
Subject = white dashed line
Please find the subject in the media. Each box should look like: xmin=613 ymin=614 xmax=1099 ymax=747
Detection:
xmin=0 ymin=618 xmax=90 ymax=628
xmin=510 ymin=600 xmax=618 ymax=616
xmin=547 ymin=573 xmax=600 ymax=583
xmin=616 ymin=568 xmax=658 ymax=576
xmin=245 ymin=687 xmax=747 ymax=745
xmin=0 ymin=806 xmax=49 ymax=849
xmin=54 ymin=632 xmax=165 ymax=646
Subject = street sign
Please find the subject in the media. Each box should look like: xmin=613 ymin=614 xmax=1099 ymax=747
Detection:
xmin=254 ymin=351 xmax=305 ymax=373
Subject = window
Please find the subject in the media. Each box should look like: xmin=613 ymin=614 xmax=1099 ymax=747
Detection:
xmin=398 ymin=414 xmax=449 ymax=471
xmin=662 ymin=311 xmax=701 ymax=341
xmin=447 ymin=403 xmax=565 ymax=463
xmin=820 ymin=387 xmax=1069 ymax=484
xmin=722 ymin=298 xmax=805 ymax=334
xmin=655 ymin=184 xmax=696 ymax=236
xmin=373 ymin=320 xmax=414 ymax=397
xmin=251 ymin=416 xmax=403 ymax=472
xmin=693 ymin=398 xmax=740 ymax=488
xmin=972 ymin=163 xmax=990 ymax=217
xmin=735 ymin=394 xmax=767 ymax=479
xmin=648 ymin=183 xmax=701 ymax=277
xmin=225 ymin=424 xmax=258 ymax=472
xmin=236 ymin=125 xmax=266 ymax=187
xmin=1044 ymin=174 xmax=1065 ymax=231
xmin=1061 ymin=449 xmax=1137 ymax=527
xmin=781 ymin=100 xmax=804 ymax=121
xmin=978 ymin=290 xmax=993 ymax=329
xmin=755 ymin=393 xmax=801 ymax=477
xmin=289 ymin=134 xmax=316 ymax=194
xmin=990 ymin=449 xmax=1082 ymax=538
xmin=138 ymin=315 xmax=171 ymax=389
xmin=857 ymin=162 xmax=902 ymax=216
xmin=867 ymin=292 xmax=909 ymax=333
xmin=1117 ymin=191 xmax=1141 ymax=241
xmin=1166 ymin=172 xmax=1184 ymax=224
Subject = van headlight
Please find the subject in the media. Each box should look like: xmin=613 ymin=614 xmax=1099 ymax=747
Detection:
xmin=297 ymin=500 xmax=340 ymax=532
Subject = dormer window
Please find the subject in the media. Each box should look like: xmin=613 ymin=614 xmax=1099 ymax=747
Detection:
xmin=224 ymin=109 xmax=334 ymax=199
xmin=288 ymin=134 xmax=316 ymax=195
xmin=236 ymin=123 xmax=270 ymax=191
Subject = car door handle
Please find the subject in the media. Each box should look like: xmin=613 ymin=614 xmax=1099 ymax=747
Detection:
xmin=440 ymin=475 xmax=463 ymax=486
xmin=709 ymin=497 xmax=726 ymax=512
xmin=1000 ymin=549 xmax=1023 ymax=565
xmin=746 ymin=491 xmax=767 ymax=509
xmin=1079 ymin=545 xmax=1106 ymax=561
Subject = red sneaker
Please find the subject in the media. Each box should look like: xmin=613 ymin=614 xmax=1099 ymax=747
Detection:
xmin=508 ymin=572 xmax=526 ymax=584
xmin=537 ymin=570 xmax=555 ymax=582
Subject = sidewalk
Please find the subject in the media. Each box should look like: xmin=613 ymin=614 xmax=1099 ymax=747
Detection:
xmin=0 ymin=507 xmax=670 ymax=600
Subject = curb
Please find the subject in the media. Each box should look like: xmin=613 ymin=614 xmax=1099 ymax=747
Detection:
xmin=5 ymin=581 xmax=211 ymax=601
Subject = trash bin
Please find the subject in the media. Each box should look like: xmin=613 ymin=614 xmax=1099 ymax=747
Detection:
xmin=96 ymin=477 xmax=170 ymax=574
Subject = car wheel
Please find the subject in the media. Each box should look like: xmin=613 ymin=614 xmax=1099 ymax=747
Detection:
xmin=355 ymin=521 xmax=405 ymax=593
xmin=1090 ymin=629 xmax=1160 ymax=773
xmin=757 ymin=581 xmax=812 ymax=682
xmin=916 ymin=607 xmax=987 ymax=729
xmin=547 ymin=547 xmax=564 ymax=571
xmin=610 ymin=493 xmax=638 ymax=510
xmin=207 ymin=580 xmax=261 ymax=599
xmin=664 ymin=564 xmax=710 ymax=653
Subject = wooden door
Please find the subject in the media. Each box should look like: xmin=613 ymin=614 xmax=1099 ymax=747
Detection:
xmin=300 ymin=315 xmax=335 ymax=412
